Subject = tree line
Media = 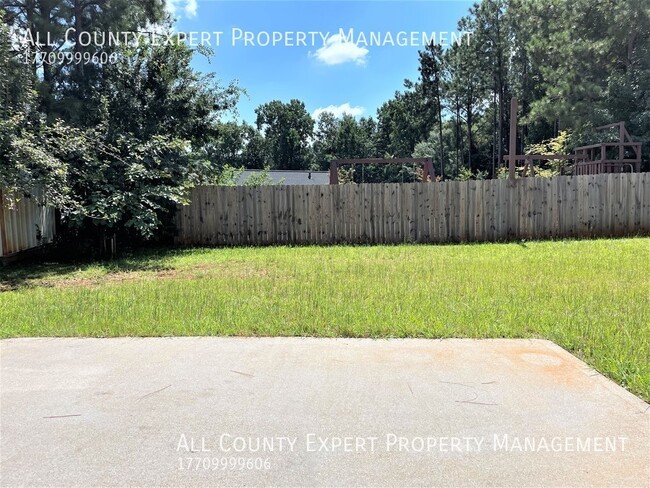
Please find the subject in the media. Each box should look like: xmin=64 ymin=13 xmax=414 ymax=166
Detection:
xmin=1 ymin=0 xmax=649 ymax=251
xmin=217 ymin=0 xmax=650 ymax=182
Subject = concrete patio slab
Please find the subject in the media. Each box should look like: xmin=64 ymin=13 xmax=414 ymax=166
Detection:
xmin=0 ymin=338 xmax=648 ymax=487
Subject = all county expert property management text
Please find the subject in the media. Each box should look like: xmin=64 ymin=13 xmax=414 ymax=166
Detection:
xmin=18 ymin=28 xmax=473 ymax=49
xmin=177 ymin=434 xmax=629 ymax=454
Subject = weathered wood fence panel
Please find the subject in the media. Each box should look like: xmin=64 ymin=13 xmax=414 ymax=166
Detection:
xmin=176 ymin=173 xmax=650 ymax=246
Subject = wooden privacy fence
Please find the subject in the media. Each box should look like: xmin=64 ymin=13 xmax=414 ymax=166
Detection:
xmin=176 ymin=173 xmax=650 ymax=246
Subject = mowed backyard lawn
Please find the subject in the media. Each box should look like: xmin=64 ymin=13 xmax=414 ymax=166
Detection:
xmin=1 ymin=238 xmax=648 ymax=400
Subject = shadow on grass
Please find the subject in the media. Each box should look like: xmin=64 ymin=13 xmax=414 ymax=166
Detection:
xmin=0 ymin=247 xmax=195 ymax=292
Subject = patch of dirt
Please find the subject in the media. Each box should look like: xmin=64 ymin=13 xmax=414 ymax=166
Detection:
xmin=1 ymin=263 xmax=272 ymax=291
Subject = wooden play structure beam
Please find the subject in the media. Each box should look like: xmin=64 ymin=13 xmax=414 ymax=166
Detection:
xmin=508 ymin=97 xmax=518 ymax=180
xmin=573 ymin=122 xmax=642 ymax=175
xmin=329 ymin=158 xmax=435 ymax=184
xmin=505 ymin=98 xmax=641 ymax=178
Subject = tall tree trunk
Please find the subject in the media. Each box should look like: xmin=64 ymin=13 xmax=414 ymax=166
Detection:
xmin=25 ymin=0 xmax=37 ymax=76
xmin=466 ymin=104 xmax=473 ymax=172
xmin=498 ymin=86 xmax=504 ymax=173
xmin=494 ymin=0 xmax=503 ymax=177
xmin=435 ymin=87 xmax=444 ymax=179
xmin=73 ymin=0 xmax=85 ymax=79
xmin=455 ymin=96 xmax=461 ymax=175
xmin=36 ymin=1 xmax=54 ymax=115
xmin=492 ymin=89 xmax=497 ymax=177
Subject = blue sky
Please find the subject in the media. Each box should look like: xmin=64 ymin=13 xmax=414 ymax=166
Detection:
xmin=171 ymin=1 xmax=474 ymax=124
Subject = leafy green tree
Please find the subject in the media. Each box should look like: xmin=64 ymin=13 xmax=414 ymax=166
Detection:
xmin=444 ymin=18 xmax=490 ymax=173
xmin=0 ymin=10 xmax=69 ymax=207
xmin=358 ymin=117 xmax=379 ymax=157
xmin=99 ymin=39 xmax=240 ymax=146
xmin=255 ymin=99 xmax=314 ymax=170
xmin=311 ymin=111 xmax=339 ymax=170
xmin=472 ymin=0 xmax=511 ymax=176
xmin=239 ymin=123 xmax=267 ymax=168
xmin=413 ymin=123 xmax=458 ymax=179
xmin=205 ymin=121 xmax=248 ymax=167
xmin=310 ymin=111 xmax=382 ymax=181
xmin=336 ymin=115 xmax=366 ymax=159
xmin=418 ymin=42 xmax=446 ymax=177
xmin=376 ymin=87 xmax=431 ymax=158
xmin=2 ymin=19 xmax=242 ymax=244
xmin=515 ymin=0 xmax=649 ymax=165
xmin=1 ymin=0 xmax=166 ymax=120
xmin=203 ymin=121 xmax=267 ymax=169
xmin=60 ymin=38 xmax=240 ymax=239
xmin=50 ymin=126 xmax=203 ymax=239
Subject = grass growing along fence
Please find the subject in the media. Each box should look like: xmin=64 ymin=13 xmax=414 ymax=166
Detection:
xmin=0 ymin=238 xmax=648 ymax=401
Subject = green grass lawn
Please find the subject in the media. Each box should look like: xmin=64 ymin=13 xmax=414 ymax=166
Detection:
xmin=1 ymin=238 xmax=649 ymax=401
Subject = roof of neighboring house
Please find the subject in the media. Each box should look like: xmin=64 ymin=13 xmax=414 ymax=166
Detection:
xmin=237 ymin=170 xmax=330 ymax=186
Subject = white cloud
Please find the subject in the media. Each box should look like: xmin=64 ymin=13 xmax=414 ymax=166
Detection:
xmin=185 ymin=0 xmax=198 ymax=17
xmin=311 ymin=33 xmax=369 ymax=66
xmin=313 ymin=103 xmax=366 ymax=119
xmin=165 ymin=0 xmax=197 ymax=19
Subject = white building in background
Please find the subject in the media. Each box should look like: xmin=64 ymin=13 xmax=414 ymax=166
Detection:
xmin=0 ymin=189 xmax=55 ymax=259
xmin=236 ymin=170 xmax=330 ymax=186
